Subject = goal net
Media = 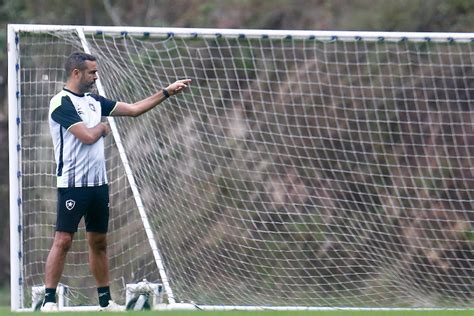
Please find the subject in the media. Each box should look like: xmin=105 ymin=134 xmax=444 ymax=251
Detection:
xmin=8 ymin=25 xmax=473 ymax=310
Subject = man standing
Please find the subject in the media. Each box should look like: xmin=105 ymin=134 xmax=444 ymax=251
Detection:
xmin=41 ymin=52 xmax=191 ymax=312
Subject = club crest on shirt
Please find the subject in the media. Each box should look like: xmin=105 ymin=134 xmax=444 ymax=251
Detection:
xmin=65 ymin=199 xmax=76 ymax=210
xmin=89 ymin=103 xmax=96 ymax=112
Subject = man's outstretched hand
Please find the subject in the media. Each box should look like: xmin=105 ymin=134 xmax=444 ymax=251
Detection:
xmin=166 ymin=79 xmax=192 ymax=96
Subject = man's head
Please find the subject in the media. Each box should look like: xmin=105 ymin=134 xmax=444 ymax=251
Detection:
xmin=65 ymin=52 xmax=98 ymax=94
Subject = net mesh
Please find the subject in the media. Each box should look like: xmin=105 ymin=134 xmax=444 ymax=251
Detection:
xmin=14 ymin=29 xmax=473 ymax=308
xmin=17 ymin=32 xmax=158 ymax=306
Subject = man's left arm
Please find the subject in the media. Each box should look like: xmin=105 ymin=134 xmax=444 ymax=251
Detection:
xmin=111 ymin=79 xmax=191 ymax=117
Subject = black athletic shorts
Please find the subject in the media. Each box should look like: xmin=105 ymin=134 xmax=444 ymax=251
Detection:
xmin=56 ymin=184 xmax=109 ymax=233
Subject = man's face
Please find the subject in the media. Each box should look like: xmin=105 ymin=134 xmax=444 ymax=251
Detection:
xmin=77 ymin=60 xmax=98 ymax=93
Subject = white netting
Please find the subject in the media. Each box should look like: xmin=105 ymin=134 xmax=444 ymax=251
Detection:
xmin=16 ymin=32 xmax=158 ymax=307
xmin=13 ymin=28 xmax=473 ymax=308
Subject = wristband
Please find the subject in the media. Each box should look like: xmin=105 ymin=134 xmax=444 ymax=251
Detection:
xmin=162 ymin=88 xmax=170 ymax=98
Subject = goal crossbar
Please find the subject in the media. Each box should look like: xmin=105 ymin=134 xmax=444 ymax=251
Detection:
xmin=8 ymin=23 xmax=474 ymax=41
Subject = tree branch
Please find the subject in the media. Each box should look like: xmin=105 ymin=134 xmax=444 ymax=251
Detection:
xmin=102 ymin=0 xmax=122 ymax=26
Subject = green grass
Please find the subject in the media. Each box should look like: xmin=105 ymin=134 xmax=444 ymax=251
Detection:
xmin=1 ymin=281 xmax=471 ymax=316
xmin=2 ymin=284 xmax=471 ymax=315
xmin=0 ymin=285 xmax=9 ymax=307
xmin=0 ymin=306 xmax=472 ymax=316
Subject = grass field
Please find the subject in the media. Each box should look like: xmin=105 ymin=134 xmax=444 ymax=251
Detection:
xmin=1 ymin=283 xmax=471 ymax=316
xmin=1 ymin=306 xmax=472 ymax=316
xmin=1 ymin=285 xmax=471 ymax=316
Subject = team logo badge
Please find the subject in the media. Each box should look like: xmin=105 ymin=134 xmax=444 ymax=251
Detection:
xmin=65 ymin=199 xmax=76 ymax=210
xmin=89 ymin=103 xmax=96 ymax=112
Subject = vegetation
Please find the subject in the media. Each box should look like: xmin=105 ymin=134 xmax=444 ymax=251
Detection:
xmin=1 ymin=0 xmax=473 ymax=307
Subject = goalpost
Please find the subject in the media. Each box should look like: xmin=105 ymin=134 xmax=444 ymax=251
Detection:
xmin=8 ymin=24 xmax=474 ymax=311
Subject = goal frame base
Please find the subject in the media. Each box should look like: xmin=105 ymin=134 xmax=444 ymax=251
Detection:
xmin=126 ymin=280 xmax=163 ymax=310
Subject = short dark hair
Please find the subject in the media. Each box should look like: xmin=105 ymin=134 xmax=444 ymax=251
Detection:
xmin=65 ymin=52 xmax=97 ymax=75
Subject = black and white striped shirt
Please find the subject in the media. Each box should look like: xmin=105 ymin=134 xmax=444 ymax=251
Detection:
xmin=49 ymin=88 xmax=117 ymax=188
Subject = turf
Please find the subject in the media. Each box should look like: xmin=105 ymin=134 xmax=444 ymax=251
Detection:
xmin=1 ymin=306 xmax=472 ymax=316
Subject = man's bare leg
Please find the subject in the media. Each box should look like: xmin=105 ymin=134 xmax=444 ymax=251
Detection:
xmin=44 ymin=231 xmax=74 ymax=288
xmin=43 ymin=231 xmax=74 ymax=307
xmin=87 ymin=232 xmax=112 ymax=307
xmin=87 ymin=232 xmax=109 ymax=286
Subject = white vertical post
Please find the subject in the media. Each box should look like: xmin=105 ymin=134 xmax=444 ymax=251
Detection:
xmin=76 ymin=28 xmax=176 ymax=304
xmin=8 ymin=24 xmax=23 ymax=311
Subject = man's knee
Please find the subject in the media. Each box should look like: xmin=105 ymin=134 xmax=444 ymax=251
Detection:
xmin=88 ymin=233 xmax=107 ymax=252
xmin=53 ymin=232 xmax=74 ymax=253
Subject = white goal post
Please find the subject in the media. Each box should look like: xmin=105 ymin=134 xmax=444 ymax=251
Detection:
xmin=8 ymin=24 xmax=474 ymax=311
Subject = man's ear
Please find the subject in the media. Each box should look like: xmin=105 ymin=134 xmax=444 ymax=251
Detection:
xmin=71 ymin=68 xmax=80 ymax=77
